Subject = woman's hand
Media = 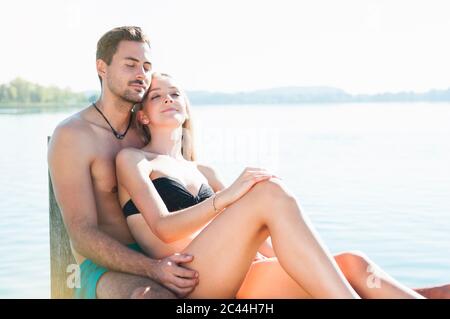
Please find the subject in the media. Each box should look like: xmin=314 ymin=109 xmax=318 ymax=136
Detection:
xmin=216 ymin=167 xmax=278 ymax=209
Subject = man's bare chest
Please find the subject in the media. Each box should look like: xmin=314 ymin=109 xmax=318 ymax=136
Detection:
xmin=89 ymin=133 xmax=143 ymax=195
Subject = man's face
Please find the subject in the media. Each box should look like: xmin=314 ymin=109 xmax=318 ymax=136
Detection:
xmin=103 ymin=40 xmax=152 ymax=103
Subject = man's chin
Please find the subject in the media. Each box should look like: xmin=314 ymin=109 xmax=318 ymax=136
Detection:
xmin=122 ymin=91 xmax=145 ymax=104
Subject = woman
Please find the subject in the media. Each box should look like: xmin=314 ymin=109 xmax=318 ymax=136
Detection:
xmin=115 ymin=72 xmax=427 ymax=298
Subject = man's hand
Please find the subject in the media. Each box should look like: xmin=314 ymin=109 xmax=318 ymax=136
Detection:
xmin=149 ymin=253 xmax=199 ymax=298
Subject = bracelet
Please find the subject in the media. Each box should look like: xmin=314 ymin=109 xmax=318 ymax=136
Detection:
xmin=212 ymin=194 xmax=221 ymax=213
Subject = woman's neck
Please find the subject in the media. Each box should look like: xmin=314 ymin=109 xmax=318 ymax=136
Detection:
xmin=142 ymin=126 xmax=184 ymax=160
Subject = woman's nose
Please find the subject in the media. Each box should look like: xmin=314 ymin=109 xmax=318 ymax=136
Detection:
xmin=164 ymin=97 xmax=173 ymax=104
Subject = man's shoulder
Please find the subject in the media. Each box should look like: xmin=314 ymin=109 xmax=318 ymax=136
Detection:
xmin=49 ymin=107 xmax=97 ymax=154
xmin=52 ymin=109 xmax=93 ymax=142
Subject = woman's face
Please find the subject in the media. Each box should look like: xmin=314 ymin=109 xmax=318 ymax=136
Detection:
xmin=140 ymin=75 xmax=188 ymax=128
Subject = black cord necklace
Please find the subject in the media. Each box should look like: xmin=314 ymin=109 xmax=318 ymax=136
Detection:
xmin=92 ymin=102 xmax=132 ymax=140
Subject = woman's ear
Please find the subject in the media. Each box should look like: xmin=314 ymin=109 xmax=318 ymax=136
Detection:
xmin=137 ymin=110 xmax=150 ymax=125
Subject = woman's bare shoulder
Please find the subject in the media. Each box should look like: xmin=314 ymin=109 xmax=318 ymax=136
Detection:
xmin=196 ymin=163 xmax=217 ymax=176
xmin=117 ymin=147 xmax=144 ymax=161
xmin=116 ymin=147 xmax=153 ymax=171
xmin=196 ymin=163 xmax=226 ymax=191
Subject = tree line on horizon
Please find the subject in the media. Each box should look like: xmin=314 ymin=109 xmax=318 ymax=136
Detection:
xmin=0 ymin=78 xmax=96 ymax=107
xmin=1 ymin=78 xmax=450 ymax=108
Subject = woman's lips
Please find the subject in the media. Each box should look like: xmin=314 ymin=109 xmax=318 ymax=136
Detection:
xmin=161 ymin=107 xmax=178 ymax=113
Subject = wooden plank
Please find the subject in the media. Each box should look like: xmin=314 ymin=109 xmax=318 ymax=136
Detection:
xmin=48 ymin=136 xmax=76 ymax=298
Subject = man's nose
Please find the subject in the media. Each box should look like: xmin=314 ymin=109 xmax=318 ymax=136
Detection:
xmin=135 ymin=66 xmax=147 ymax=80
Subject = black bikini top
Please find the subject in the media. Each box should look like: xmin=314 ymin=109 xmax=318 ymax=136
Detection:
xmin=122 ymin=176 xmax=215 ymax=217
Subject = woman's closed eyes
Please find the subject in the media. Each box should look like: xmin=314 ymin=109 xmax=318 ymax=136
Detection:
xmin=150 ymin=92 xmax=180 ymax=100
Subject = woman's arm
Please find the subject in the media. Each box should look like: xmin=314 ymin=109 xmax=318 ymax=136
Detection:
xmin=116 ymin=149 xmax=229 ymax=243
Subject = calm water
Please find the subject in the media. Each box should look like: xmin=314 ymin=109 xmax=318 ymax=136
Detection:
xmin=0 ymin=103 xmax=449 ymax=298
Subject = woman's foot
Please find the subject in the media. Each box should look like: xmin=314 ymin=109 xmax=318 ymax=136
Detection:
xmin=414 ymin=284 xmax=450 ymax=299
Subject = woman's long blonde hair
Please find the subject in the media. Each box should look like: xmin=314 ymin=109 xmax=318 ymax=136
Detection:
xmin=135 ymin=73 xmax=196 ymax=161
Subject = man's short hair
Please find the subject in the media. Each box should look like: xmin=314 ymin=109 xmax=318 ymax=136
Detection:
xmin=96 ymin=26 xmax=151 ymax=85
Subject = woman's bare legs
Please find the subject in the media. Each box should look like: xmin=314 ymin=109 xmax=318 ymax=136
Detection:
xmin=334 ymin=251 xmax=424 ymax=298
xmin=236 ymin=258 xmax=312 ymax=299
xmin=236 ymin=252 xmax=424 ymax=299
xmin=413 ymin=284 xmax=450 ymax=299
xmin=182 ymin=179 xmax=360 ymax=298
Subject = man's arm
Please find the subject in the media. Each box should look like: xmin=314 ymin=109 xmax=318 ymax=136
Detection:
xmin=48 ymin=123 xmax=198 ymax=297
xmin=47 ymin=123 xmax=200 ymax=293
xmin=48 ymin=123 xmax=159 ymax=277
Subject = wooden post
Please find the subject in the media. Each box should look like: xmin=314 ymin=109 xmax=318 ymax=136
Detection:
xmin=48 ymin=136 xmax=76 ymax=298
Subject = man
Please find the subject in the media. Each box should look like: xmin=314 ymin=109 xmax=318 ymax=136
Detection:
xmin=48 ymin=26 xmax=198 ymax=299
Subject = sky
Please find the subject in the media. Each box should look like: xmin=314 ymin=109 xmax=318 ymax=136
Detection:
xmin=1 ymin=0 xmax=450 ymax=94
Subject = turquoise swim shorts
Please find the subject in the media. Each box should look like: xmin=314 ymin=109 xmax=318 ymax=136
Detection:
xmin=74 ymin=243 xmax=143 ymax=299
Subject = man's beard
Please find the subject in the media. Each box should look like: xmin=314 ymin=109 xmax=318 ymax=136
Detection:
xmin=107 ymin=77 xmax=145 ymax=104
xmin=122 ymin=88 xmax=144 ymax=103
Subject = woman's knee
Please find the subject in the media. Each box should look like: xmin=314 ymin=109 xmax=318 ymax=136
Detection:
xmin=335 ymin=250 xmax=370 ymax=273
xmin=249 ymin=178 xmax=297 ymax=207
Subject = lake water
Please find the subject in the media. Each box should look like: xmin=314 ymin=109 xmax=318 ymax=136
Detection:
xmin=0 ymin=103 xmax=449 ymax=298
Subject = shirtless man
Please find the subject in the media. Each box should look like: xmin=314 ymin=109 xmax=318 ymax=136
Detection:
xmin=47 ymin=26 xmax=198 ymax=299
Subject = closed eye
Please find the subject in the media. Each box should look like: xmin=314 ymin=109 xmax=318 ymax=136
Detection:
xmin=151 ymin=95 xmax=160 ymax=100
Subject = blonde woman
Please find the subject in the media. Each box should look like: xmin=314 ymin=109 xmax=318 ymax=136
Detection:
xmin=115 ymin=73 xmax=435 ymax=299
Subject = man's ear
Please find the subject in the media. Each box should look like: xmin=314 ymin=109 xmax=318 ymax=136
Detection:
xmin=137 ymin=110 xmax=150 ymax=125
xmin=96 ymin=59 xmax=107 ymax=82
